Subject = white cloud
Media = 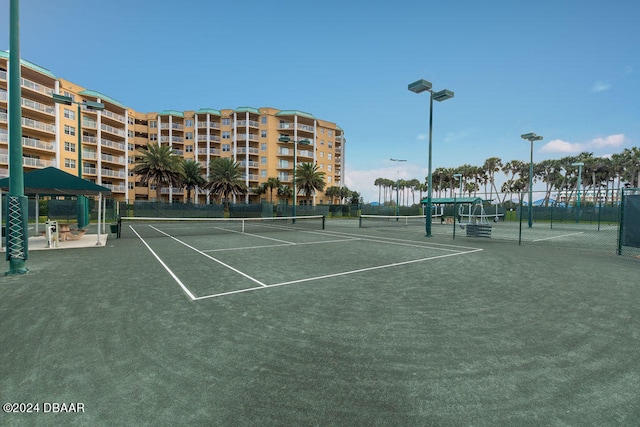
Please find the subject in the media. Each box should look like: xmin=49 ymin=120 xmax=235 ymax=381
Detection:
xmin=540 ymin=134 xmax=626 ymax=154
xmin=591 ymin=81 xmax=611 ymax=93
xmin=540 ymin=139 xmax=585 ymax=153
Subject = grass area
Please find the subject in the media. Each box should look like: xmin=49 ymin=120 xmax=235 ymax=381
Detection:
xmin=1 ymin=219 xmax=639 ymax=425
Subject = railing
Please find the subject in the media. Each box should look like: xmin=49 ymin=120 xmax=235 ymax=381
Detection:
xmin=197 ymin=121 xmax=221 ymax=129
xmin=101 ymin=109 xmax=126 ymax=123
xmin=82 ymin=135 xmax=98 ymax=144
xmin=22 ymin=117 xmax=56 ymax=133
xmin=0 ymin=70 xmax=6 ymax=80
xmin=23 ymin=157 xmax=54 ymax=168
xmin=101 ymin=123 xmax=126 ymax=137
xmin=83 ymin=151 xmax=98 ymax=160
xmin=278 ymin=123 xmax=293 ymax=129
xmin=237 ymin=120 xmax=259 ymax=128
xmin=160 ymin=187 xmax=183 ymax=194
xmin=22 ymin=136 xmax=55 ymax=151
xmin=160 ymin=136 xmax=184 ymax=143
xmin=101 ymin=168 xmax=126 ymax=178
xmin=102 ymin=183 xmax=127 ymax=193
xmin=0 ymin=89 xmax=5 ymax=101
xmin=239 ymin=160 xmax=259 ymax=168
xmin=197 ymin=134 xmax=221 ymax=142
xmin=0 ymin=112 xmax=6 ymax=123
xmin=240 ymin=173 xmax=259 ymax=181
xmin=297 ymin=123 xmax=314 ymax=132
xmin=21 ymin=77 xmax=54 ymax=96
xmin=101 ymin=153 xmax=126 ymax=165
xmin=22 ymin=98 xmax=55 ymax=115
xmin=83 ymin=166 xmax=97 ymax=175
xmin=101 ymin=138 xmax=126 ymax=151
xmin=236 ymin=133 xmax=259 ymax=142
xmin=235 ymin=147 xmax=259 ymax=155
xmin=160 ymin=123 xmax=184 ymax=130
xmin=197 ymin=148 xmax=221 ymax=155
xmin=82 ymin=119 xmax=97 ymax=129
xmin=298 ymin=149 xmax=314 ymax=158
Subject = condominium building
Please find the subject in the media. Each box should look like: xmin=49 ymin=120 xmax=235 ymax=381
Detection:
xmin=0 ymin=51 xmax=346 ymax=205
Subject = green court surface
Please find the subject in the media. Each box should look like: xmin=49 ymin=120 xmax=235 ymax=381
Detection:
xmin=1 ymin=218 xmax=639 ymax=425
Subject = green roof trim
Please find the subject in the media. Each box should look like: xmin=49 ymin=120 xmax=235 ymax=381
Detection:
xmin=196 ymin=108 xmax=221 ymax=116
xmin=234 ymin=106 xmax=261 ymax=114
xmin=79 ymin=89 xmax=127 ymax=109
xmin=159 ymin=110 xmax=185 ymax=118
xmin=336 ymin=125 xmax=343 ymax=131
xmin=275 ymin=110 xmax=316 ymax=119
xmin=1 ymin=50 xmax=56 ymax=79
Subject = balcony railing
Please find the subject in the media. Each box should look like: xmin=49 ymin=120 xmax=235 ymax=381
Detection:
xmin=0 ymin=70 xmax=6 ymax=80
xmin=21 ymin=77 xmax=54 ymax=96
xmin=23 ymin=157 xmax=54 ymax=168
xmin=83 ymin=166 xmax=97 ymax=175
xmin=22 ymin=117 xmax=56 ymax=133
xmin=197 ymin=134 xmax=221 ymax=142
xmin=102 ymin=183 xmax=127 ymax=193
xmin=101 ymin=168 xmax=126 ymax=178
xmin=83 ymin=151 xmax=98 ymax=160
xmin=197 ymin=121 xmax=221 ymax=129
xmin=82 ymin=135 xmax=98 ymax=144
xmin=235 ymin=147 xmax=259 ymax=155
xmin=101 ymin=123 xmax=126 ymax=137
xmin=22 ymin=98 xmax=55 ymax=115
xmin=297 ymin=123 xmax=314 ymax=133
xmin=160 ymin=136 xmax=184 ymax=144
xmin=236 ymin=120 xmax=259 ymax=128
xmin=22 ymin=136 xmax=55 ymax=151
xmin=197 ymin=148 xmax=221 ymax=155
xmin=101 ymin=109 xmax=126 ymax=123
xmin=82 ymin=119 xmax=97 ymax=129
xmin=239 ymin=160 xmax=259 ymax=168
xmin=101 ymin=153 xmax=126 ymax=165
xmin=236 ymin=133 xmax=259 ymax=142
xmin=101 ymin=138 xmax=126 ymax=151
xmin=160 ymin=123 xmax=184 ymax=130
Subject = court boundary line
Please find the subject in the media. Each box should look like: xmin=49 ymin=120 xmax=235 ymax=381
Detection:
xmin=131 ymin=224 xmax=484 ymax=301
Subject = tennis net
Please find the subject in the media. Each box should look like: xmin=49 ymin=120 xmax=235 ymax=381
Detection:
xmin=116 ymin=215 xmax=325 ymax=238
xmin=359 ymin=214 xmax=426 ymax=228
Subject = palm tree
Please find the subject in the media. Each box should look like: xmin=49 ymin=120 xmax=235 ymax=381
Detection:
xmin=483 ymin=157 xmax=503 ymax=202
xmin=295 ymin=162 xmax=326 ymax=205
xmin=181 ymin=159 xmax=206 ymax=203
xmin=324 ymin=185 xmax=342 ymax=204
xmin=277 ymin=185 xmax=293 ymax=205
xmin=206 ymin=157 xmax=247 ymax=215
xmin=265 ymin=177 xmax=281 ymax=203
xmin=133 ymin=143 xmax=184 ymax=202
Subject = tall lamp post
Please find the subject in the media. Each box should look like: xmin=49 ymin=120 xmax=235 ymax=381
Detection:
xmin=453 ymin=173 xmax=463 ymax=198
xmin=278 ymin=135 xmax=310 ymax=219
xmin=390 ymin=158 xmax=406 ymax=216
xmin=520 ymin=132 xmax=543 ymax=228
xmin=52 ymin=94 xmax=104 ymax=228
xmin=408 ymin=79 xmax=454 ymax=237
xmin=572 ymin=161 xmax=584 ymax=223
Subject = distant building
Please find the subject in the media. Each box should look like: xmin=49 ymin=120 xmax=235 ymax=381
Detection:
xmin=0 ymin=51 xmax=346 ymax=205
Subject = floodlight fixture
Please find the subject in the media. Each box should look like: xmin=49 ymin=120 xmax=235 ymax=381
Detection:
xmin=408 ymin=79 xmax=433 ymax=94
xmin=433 ymin=89 xmax=455 ymax=102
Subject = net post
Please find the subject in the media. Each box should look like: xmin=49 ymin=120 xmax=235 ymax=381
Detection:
xmin=358 ymin=216 xmax=362 ymax=228
xmin=322 ymin=215 xmax=326 ymax=230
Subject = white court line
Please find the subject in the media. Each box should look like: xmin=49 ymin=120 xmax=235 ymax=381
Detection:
xmin=129 ymin=226 xmax=197 ymax=301
xmin=533 ymin=232 xmax=584 ymax=242
xmin=203 ymin=237 xmax=361 ymax=253
xmin=212 ymin=226 xmax=296 ymax=245
xmin=195 ymin=248 xmax=483 ymax=300
xmin=148 ymin=225 xmax=267 ymax=287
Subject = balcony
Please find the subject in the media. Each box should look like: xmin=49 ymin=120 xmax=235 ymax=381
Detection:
xmin=101 ymin=109 xmax=126 ymax=124
xmin=235 ymin=147 xmax=259 ymax=155
xmin=102 ymin=183 xmax=127 ymax=193
xmin=21 ymin=77 xmax=54 ymax=97
xmin=238 ymin=160 xmax=259 ymax=168
xmin=240 ymin=173 xmax=259 ymax=181
xmin=101 ymin=153 xmax=126 ymax=165
xmin=23 ymin=156 xmax=54 ymax=168
xmin=22 ymin=117 xmax=56 ymax=134
xmin=0 ymin=70 xmax=6 ymax=81
xmin=101 ymin=168 xmax=126 ymax=178
xmin=101 ymin=123 xmax=126 ymax=137
xmin=197 ymin=147 xmax=221 ymax=155
xmin=83 ymin=150 xmax=98 ymax=160
xmin=22 ymin=98 xmax=55 ymax=116
xmin=197 ymin=134 xmax=221 ymax=142
xmin=101 ymin=138 xmax=126 ymax=151
xmin=236 ymin=120 xmax=259 ymax=128
xmin=160 ymin=123 xmax=184 ymax=130
xmin=82 ymin=118 xmax=97 ymax=129
xmin=22 ymin=136 xmax=55 ymax=152
xmin=160 ymin=136 xmax=184 ymax=144
xmin=83 ymin=166 xmax=97 ymax=175
xmin=236 ymin=133 xmax=258 ymax=142
xmin=197 ymin=121 xmax=220 ymax=129
xmin=82 ymin=135 xmax=98 ymax=144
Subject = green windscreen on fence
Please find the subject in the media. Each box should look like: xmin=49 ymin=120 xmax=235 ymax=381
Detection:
xmin=621 ymin=194 xmax=640 ymax=248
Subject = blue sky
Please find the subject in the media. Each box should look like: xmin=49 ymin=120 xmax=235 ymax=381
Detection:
xmin=2 ymin=0 xmax=638 ymax=202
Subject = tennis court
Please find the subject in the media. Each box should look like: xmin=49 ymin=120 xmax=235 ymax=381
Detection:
xmin=1 ymin=217 xmax=639 ymax=425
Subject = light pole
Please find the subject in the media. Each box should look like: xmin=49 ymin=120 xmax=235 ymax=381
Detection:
xmin=53 ymin=94 xmax=104 ymax=228
xmin=278 ymin=135 xmax=310 ymax=219
xmin=409 ymin=79 xmax=454 ymax=237
xmin=390 ymin=158 xmax=406 ymax=216
xmin=453 ymin=173 xmax=463 ymax=197
xmin=520 ymin=132 xmax=543 ymax=228
xmin=572 ymin=161 xmax=584 ymax=223
xmin=6 ymin=0 xmax=28 ymax=274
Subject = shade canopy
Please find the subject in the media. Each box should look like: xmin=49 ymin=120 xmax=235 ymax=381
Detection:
xmin=0 ymin=167 xmax=112 ymax=196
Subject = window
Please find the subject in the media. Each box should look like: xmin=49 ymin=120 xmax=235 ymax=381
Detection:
xmin=186 ymin=132 xmax=194 ymax=140
xmin=320 ymin=140 xmax=324 ymax=145
xmin=128 ymin=143 xmax=134 ymax=151
xmin=128 ymin=130 xmax=134 ymax=138
xmin=185 ymin=145 xmax=194 ymax=153
xmin=64 ymin=142 xmax=76 ymax=152
xmin=328 ymin=165 xmax=332 ymax=172
xmin=63 ymin=108 xmax=75 ymax=120
xmin=64 ymin=158 xmax=76 ymax=168
xmin=328 ymin=130 xmax=333 ymax=137
xmin=222 ymin=131 xmax=231 ymax=139
xmin=261 ymin=143 xmax=267 ymax=151
xmin=328 ymin=153 xmax=332 ymax=160
xmin=261 ymin=116 xmax=267 ymax=124
xmin=260 ymin=156 xmax=267 ymax=165
xmin=128 ymin=182 xmax=134 ymax=190
xmin=185 ymin=119 xmax=194 ymax=127
xmin=319 ymin=163 xmax=324 ymax=169
xmin=320 ymin=152 xmax=324 ymax=158
xmin=222 ymin=118 xmax=231 ymax=126
xmin=222 ymin=144 xmax=231 ymax=152
xmin=328 ymin=142 xmax=333 ymax=148
xmin=63 ymin=91 xmax=75 ymax=102
xmin=261 ymin=130 xmax=267 ymax=138
xmin=320 ymin=128 xmax=325 ymax=134
xmin=327 ymin=176 xmax=332 ymax=183
xmin=64 ymin=125 xmax=76 ymax=136
xmin=261 ymin=170 xmax=267 ymax=178
xmin=149 ymin=120 xmax=157 ymax=129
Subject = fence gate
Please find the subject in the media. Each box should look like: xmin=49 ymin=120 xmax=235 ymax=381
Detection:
xmin=619 ymin=188 xmax=640 ymax=255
